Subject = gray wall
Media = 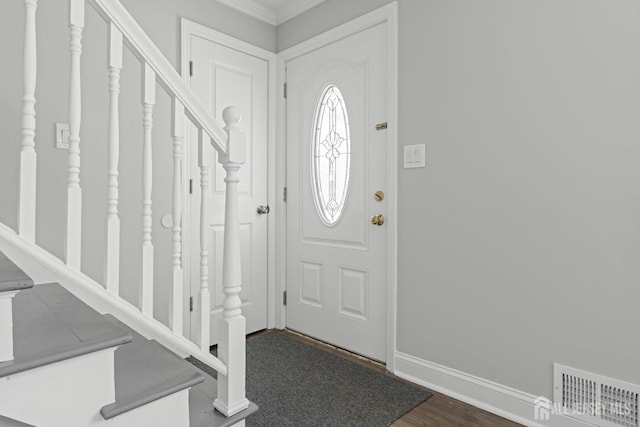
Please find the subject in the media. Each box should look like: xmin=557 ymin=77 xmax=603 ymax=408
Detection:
xmin=279 ymin=0 xmax=640 ymax=398
xmin=0 ymin=1 xmax=275 ymax=326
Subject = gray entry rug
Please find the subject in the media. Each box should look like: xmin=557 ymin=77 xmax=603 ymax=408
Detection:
xmin=188 ymin=330 xmax=431 ymax=427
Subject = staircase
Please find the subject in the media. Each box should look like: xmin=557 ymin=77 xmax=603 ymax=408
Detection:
xmin=1 ymin=0 xmax=255 ymax=425
xmin=0 ymin=251 xmax=257 ymax=426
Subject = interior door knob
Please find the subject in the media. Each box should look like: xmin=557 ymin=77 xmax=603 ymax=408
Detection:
xmin=257 ymin=205 xmax=270 ymax=215
xmin=370 ymin=214 xmax=384 ymax=226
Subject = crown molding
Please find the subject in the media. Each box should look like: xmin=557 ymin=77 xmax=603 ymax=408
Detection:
xmin=276 ymin=0 xmax=326 ymax=24
xmin=217 ymin=0 xmax=326 ymax=26
xmin=217 ymin=0 xmax=277 ymax=25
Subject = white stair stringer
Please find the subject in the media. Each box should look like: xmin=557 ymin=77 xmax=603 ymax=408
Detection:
xmin=0 ymin=348 xmax=117 ymax=427
xmin=0 ymin=223 xmax=228 ymax=376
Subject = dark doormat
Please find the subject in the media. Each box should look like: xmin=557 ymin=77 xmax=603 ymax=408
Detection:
xmin=189 ymin=330 xmax=431 ymax=426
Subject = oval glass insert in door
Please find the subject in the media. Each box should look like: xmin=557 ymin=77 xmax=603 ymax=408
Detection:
xmin=311 ymin=85 xmax=351 ymax=226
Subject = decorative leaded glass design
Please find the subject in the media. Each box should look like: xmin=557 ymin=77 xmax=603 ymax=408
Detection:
xmin=311 ymin=85 xmax=351 ymax=225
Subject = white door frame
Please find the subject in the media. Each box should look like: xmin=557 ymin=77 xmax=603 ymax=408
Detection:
xmin=276 ymin=3 xmax=398 ymax=372
xmin=180 ymin=19 xmax=279 ymax=334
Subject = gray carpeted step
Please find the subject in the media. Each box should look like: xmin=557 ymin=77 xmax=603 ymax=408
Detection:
xmin=103 ymin=315 xmax=258 ymax=426
xmin=0 ymin=414 xmax=35 ymax=427
xmin=0 ymin=283 xmax=132 ymax=378
xmin=0 ymin=250 xmax=34 ymax=292
xmin=101 ymin=315 xmax=205 ymax=420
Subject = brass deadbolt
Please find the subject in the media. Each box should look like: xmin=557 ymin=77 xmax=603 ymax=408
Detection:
xmin=374 ymin=191 xmax=385 ymax=202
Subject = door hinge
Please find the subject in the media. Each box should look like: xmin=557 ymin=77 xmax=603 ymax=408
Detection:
xmin=283 ymin=82 xmax=287 ymax=99
xmin=189 ymin=60 xmax=194 ymax=77
xmin=283 ymin=187 xmax=287 ymax=202
xmin=189 ymin=179 xmax=193 ymax=194
xmin=189 ymin=296 xmax=193 ymax=312
xmin=283 ymin=290 xmax=287 ymax=306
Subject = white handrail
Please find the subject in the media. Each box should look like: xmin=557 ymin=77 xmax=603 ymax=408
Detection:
xmin=86 ymin=0 xmax=228 ymax=155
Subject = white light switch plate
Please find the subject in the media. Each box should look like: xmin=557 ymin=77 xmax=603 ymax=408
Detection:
xmin=55 ymin=123 xmax=70 ymax=149
xmin=404 ymin=144 xmax=425 ymax=168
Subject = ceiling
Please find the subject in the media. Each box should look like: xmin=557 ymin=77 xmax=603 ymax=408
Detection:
xmin=217 ymin=0 xmax=326 ymax=25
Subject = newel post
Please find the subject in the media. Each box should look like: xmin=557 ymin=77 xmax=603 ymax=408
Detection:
xmin=214 ymin=107 xmax=249 ymax=417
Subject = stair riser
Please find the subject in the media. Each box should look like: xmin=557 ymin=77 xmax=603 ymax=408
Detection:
xmin=103 ymin=389 xmax=190 ymax=427
xmin=0 ymin=347 xmax=116 ymax=427
xmin=0 ymin=291 xmax=18 ymax=362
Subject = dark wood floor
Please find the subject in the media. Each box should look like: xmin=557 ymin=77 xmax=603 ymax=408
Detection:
xmin=391 ymin=392 xmax=522 ymax=427
xmin=280 ymin=330 xmax=522 ymax=427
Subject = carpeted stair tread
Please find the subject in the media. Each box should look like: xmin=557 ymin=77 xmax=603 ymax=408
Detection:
xmin=102 ymin=315 xmax=259 ymax=425
xmin=101 ymin=315 xmax=205 ymax=420
xmin=0 ymin=250 xmax=34 ymax=292
xmin=0 ymin=414 xmax=35 ymax=427
xmin=0 ymin=283 xmax=132 ymax=378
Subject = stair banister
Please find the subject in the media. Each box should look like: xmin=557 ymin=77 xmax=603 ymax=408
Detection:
xmin=214 ymin=107 xmax=249 ymax=417
xmin=18 ymin=0 xmax=38 ymax=243
xmin=87 ymin=0 xmax=228 ymax=155
xmin=84 ymin=0 xmax=246 ymax=393
xmin=86 ymin=0 xmax=249 ymax=417
xmin=15 ymin=0 xmax=250 ymax=418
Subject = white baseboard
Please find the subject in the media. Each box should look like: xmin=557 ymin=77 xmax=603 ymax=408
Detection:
xmin=394 ymin=351 xmax=592 ymax=427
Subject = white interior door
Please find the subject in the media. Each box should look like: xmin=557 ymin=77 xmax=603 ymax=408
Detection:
xmin=187 ymin=33 xmax=269 ymax=344
xmin=286 ymin=23 xmax=388 ymax=361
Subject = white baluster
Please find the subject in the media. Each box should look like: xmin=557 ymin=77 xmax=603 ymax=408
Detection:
xmin=66 ymin=0 xmax=84 ymax=269
xmin=170 ymin=99 xmax=185 ymax=334
xmin=214 ymin=107 xmax=249 ymax=417
xmin=105 ymin=23 xmax=122 ymax=295
xmin=198 ymin=128 xmax=211 ymax=351
xmin=140 ymin=63 xmax=155 ymax=317
xmin=0 ymin=291 xmax=19 ymax=362
xmin=18 ymin=0 xmax=38 ymax=242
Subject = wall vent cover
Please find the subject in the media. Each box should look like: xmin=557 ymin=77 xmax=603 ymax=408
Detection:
xmin=554 ymin=364 xmax=640 ymax=427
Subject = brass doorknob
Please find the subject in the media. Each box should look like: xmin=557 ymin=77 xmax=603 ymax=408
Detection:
xmin=370 ymin=214 xmax=385 ymax=226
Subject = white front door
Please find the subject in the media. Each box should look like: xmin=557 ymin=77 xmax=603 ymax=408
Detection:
xmin=286 ymin=23 xmax=388 ymax=361
xmin=187 ymin=33 xmax=269 ymax=343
